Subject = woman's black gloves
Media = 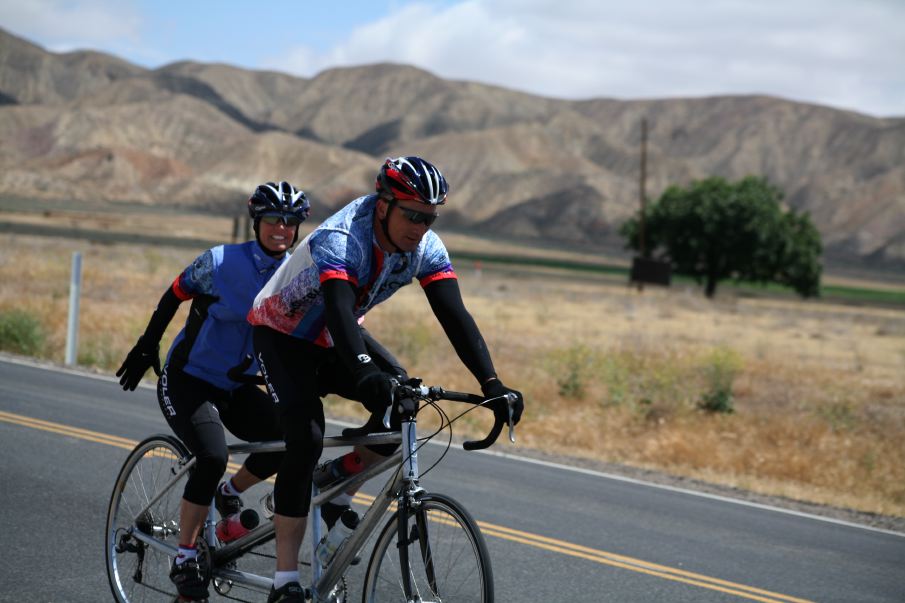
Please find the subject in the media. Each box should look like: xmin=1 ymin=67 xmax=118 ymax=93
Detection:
xmin=116 ymin=336 xmax=161 ymax=391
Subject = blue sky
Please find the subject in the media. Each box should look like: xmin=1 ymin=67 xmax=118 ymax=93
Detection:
xmin=2 ymin=0 xmax=903 ymax=117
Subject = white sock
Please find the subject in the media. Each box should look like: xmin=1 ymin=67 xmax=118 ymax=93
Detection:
xmin=273 ymin=570 xmax=300 ymax=589
xmin=220 ymin=478 xmax=242 ymax=497
xmin=329 ymin=492 xmax=353 ymax=507
xmin=175 ymin=545 xmax=198 ymax=565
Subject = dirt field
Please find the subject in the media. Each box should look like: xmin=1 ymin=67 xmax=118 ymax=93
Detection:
xmin=1 ymin=217 xmax=903 ymax=521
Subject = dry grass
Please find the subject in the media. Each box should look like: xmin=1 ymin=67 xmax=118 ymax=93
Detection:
xmin=1 ymin=226 xmax=904 ymax=518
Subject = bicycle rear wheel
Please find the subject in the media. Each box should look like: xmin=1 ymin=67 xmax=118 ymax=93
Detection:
xmin=362 ymin=492 xmax=493 ymax=603
xmin=105 ymin=434 xmax=191 ymax=603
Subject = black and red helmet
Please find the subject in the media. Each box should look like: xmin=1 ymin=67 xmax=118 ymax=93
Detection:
xmin=247 ymin=181 xmax=310 ymax=222
xmin=376 ymin=156 xmax=448 ymax=205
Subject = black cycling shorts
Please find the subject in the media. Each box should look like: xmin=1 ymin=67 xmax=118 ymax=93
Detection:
xmin=252 ymin=326 xmax=406 ymax=517
xmin=157 ymin=364 xmax=283 ymax=506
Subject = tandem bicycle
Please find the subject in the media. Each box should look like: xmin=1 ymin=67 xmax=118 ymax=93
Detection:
xmin=105 ymin=377 xmax=517 ymax=603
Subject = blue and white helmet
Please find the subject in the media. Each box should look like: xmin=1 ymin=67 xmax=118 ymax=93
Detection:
xmin=376 ymin=156 xmax=448 ymax=205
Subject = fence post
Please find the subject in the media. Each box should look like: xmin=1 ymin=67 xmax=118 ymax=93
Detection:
xmin=65 ymin=251 xmax=82 ymax=365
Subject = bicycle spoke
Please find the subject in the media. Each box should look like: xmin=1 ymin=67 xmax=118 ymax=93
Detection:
xmin=106 ymin=436 xmax=189 ymax=603
xmin=363 ymin=494 xmax=493 ymax=602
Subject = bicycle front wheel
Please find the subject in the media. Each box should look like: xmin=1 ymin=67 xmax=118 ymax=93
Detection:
xmin=363 ymin=492 xmax=493 ymax=603
xmin=105 ymin=434 xmax=191 ymax=603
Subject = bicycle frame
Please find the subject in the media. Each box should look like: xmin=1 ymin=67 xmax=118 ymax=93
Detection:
xmin=112 ymin=382 xmax=512 ymax=602
xmin=124 ymin=429 xmax=414 ymax=600
xmin=311 ymin=419 xmax=423 ymax=600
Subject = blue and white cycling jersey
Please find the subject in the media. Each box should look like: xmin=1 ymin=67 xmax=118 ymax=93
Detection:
xmin=248 ymin=194 xmax=456 ymax=345
xmin=168 ymin=240 xmax=289 ymax=390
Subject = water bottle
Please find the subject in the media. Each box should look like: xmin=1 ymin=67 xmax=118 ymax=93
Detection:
xmin=260 ymin=490 xmax=275 ymax=519
xmin=315 ymin=508 xmax=359 ymax=567
xmin=313 ymin=452 xmax=364 ymax=489
xmin=216 ymin=508 xmax=260 ymax=543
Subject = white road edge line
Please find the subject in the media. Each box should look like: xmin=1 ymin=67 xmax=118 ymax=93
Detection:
xmin=473 ymin=448 xmax=905 ymax=538
xmin=3 ymin=354 xmax=902 ymax=539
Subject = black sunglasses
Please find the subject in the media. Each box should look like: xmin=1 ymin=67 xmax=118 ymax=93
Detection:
xmin=397 ymin=206 xmax=438 ymax=227
xmin=260 ymin=215 xmax=302 ymax=227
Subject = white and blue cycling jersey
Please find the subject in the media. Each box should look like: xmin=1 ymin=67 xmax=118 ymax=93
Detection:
xmin=167 ymin=241 xmax=289 ymax=390
xmin=248 ymin=194 xmax=456 ymax=345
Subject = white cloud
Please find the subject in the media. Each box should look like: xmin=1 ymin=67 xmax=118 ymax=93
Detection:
xmin=0 ymin=0 xmax=142 ymax=51
xmin=3 ymin=0 xmax=902 ymax=116
xmin=267 ymin=0 xmax=905 ymax=116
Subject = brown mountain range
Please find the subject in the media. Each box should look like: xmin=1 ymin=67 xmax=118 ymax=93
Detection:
xmin=1 ymin=27 xmax=903 ymax=270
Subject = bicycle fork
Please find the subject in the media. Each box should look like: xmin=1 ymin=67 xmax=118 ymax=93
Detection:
xmin=393 ymin=418 xmax=448 ymax=601
xmin=313 ymin=418 xmax=423 ymax=602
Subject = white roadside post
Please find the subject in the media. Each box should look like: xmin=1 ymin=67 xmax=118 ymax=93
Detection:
xmin=65 ymin=251 xmax=82 ymax=365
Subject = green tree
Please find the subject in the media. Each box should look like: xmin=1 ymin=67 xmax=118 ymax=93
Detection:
xmin=620 ymin=176 xmax=822 ymax=298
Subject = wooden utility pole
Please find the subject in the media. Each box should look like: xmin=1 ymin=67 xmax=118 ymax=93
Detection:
xmin=639 ymin=117 xmax=648 ymax=258
xmin=629 ymin=117 xmax=672 ymax=290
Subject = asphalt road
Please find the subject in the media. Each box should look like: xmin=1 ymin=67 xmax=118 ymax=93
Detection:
xmin=1 ymin=356 xmax=903 ymax=602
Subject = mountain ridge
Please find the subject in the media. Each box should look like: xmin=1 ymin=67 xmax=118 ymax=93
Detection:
xmin=1 ymin=26 xmax=902 ymax=270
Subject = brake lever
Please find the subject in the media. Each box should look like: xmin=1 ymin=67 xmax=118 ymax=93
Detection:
xmin=480 ymin=393 xmax=516 ymax=445
xmin=382 ymin=378 xmax=401 ymax=429
xmin=506 ymin=392 xmax=516 ymax=444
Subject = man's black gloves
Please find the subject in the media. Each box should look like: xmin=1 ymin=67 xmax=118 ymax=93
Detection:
xmin=116 ymin=336 xmax=161 ymax=391
xmin=355 ymin=363 xmax=397 ymax=414
xmin=482 ymin=378 xmax=524 ymax=426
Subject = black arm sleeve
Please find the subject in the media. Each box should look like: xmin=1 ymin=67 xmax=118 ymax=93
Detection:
xmin=424 ymin=278 xmax=496 ymax=384
xmin=322 ymin=278 xmax=372 ymax=378
xmin=140 ymin=287 xmax=182 ymax=346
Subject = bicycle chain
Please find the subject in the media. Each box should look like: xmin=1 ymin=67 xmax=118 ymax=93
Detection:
xmin=207 ymin=552 xmax=329 ymax=602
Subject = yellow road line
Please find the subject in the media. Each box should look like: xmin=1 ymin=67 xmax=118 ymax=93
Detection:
xmin=478 ymin=523 xmax=813 ymax=603
xmin=477 ymin=525 xmax=807 ymax=603
xmin=0 ymin=410 xmax=813 ymax=603
xmin=0 ymin=410 xmax=137 ymax=449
